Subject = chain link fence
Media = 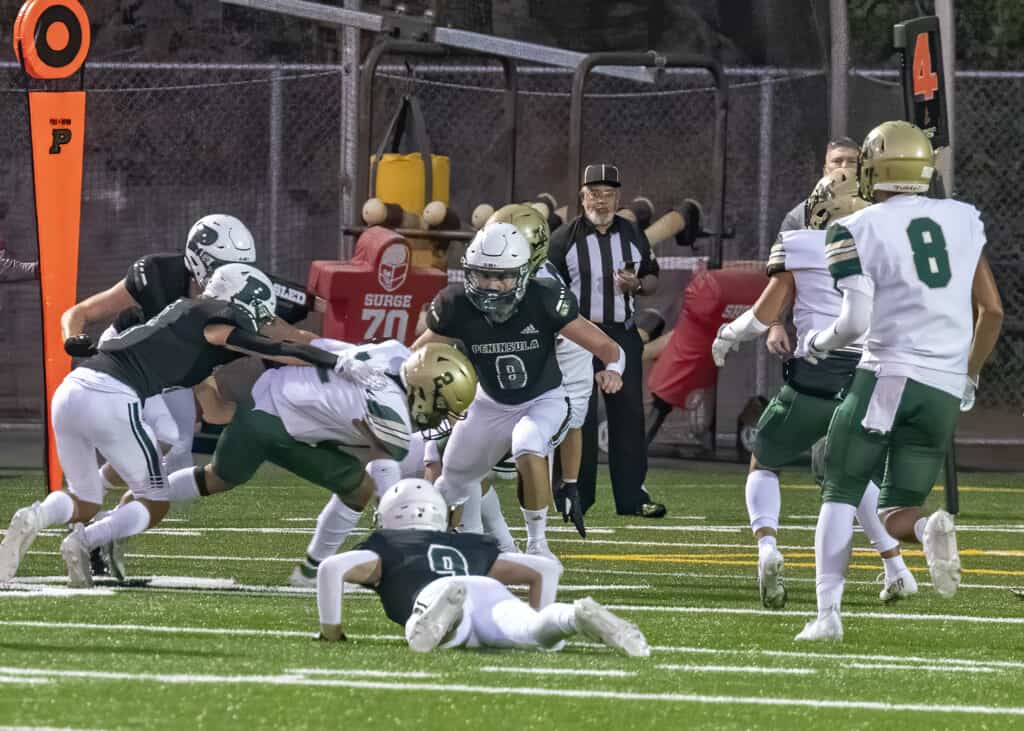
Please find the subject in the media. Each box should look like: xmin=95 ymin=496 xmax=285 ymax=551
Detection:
xmin=0 ymin=61 xmax=1019 ymax=448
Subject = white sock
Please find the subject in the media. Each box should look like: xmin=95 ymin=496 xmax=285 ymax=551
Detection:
xmin=814 ymin=502 xmax=856 ymax=617
xmin=162 ymin=444 xmax=194 ymax=475
xmin=532 ymin=603 xmax=577 ymax=646
xmin=165 ymin=468 xmax=201 ymax=502
xmin=39 ymin=491 xmax=74 ymax=526
xmin=481 ymin=488 xmax=516 ymax=552
xmin=757 ymin=534 xmax=778 ymax=559
xmin=522 ymin=507 xmax=547 ymax=543
xmin=98 ymin=468 xmax=117 ymax=494
xmin=856 ymin=481 xmax=899 ymax=553
xmin=913 ymin=517 xmax=927 ymax=543
xmin=882 ymin=554 xmax=908 ymax=579
xmin=745 ymin=469 xmax=780 ymax=535
xmin=306 ymin=495 xmax=362 ymax=564
xmin=82 ymin=501 xmax=151 ymax=550
xmin=91 ymin=509 xmax=111 ymax=524
xmin=459 ymin=488 xmax=484 ymax=534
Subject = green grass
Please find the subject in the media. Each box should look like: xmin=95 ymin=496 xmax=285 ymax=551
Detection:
xmin=1 ymin=464 xmax=1023 ymax=730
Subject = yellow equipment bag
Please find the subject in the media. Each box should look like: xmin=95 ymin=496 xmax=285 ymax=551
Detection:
xmin=370 ymin=95 xmax=450 ymax=212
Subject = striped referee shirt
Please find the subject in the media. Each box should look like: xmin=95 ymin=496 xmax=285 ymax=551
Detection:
xmin=547 ymin=214 xmax=659 ymax=324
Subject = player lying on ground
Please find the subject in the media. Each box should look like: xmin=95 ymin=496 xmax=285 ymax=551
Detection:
xmin=414 ymin=222 xmax=625 ymax=560
xmin=712 ymin=170 xmax=910 ymax=608
xmin=0 ymin=264 xmax=337 ymax=586
xmin=795 ymin=121 xmax=1003 ymax=642
xmin=317 ymin=478 xmax=650 ymax=656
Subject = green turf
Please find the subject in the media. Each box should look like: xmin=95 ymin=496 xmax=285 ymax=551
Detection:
xmin=1 ymin=464 xmax=1023 ymax=730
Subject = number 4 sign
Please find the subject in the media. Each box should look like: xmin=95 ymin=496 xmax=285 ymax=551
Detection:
xmin=894 ymin=16 xmax=949 ymax=148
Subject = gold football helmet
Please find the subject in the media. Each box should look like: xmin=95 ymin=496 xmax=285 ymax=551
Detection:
xmin=805 ymin=169 xmax=868 ymax=230
xmin=487 ymin=203 xmax=550 ymax=275
xmin=401 ymin=343 xmax=477 ymax=433
xmin=858 ymin=120 xmax=934 ymax=201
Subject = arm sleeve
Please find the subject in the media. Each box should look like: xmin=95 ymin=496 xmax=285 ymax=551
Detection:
xmin=0 ymin=253 xmax=38 ymax=282
xmin=811 ymin=279 xmax=873 ymax=352
xmin=112 ymin=306 xmax=145 ymax=333
xmin=634 ymin=224 xmax=660 ymax=278
xmin=316 ymin=549 xmax=381 ymax=626
xmin=825 ymin=222 xmax=862 ymax=281
xmin=224 ymin=329 xmax=339 ymax=369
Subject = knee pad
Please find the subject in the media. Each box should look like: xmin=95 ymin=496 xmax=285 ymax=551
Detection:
xmin=511 ymin=418 xmax=549 ymax=460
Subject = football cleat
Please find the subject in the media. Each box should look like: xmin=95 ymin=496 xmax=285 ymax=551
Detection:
xmin=552 ymin=479 xmax=586 ymax=538
xmin=923 ymin=510 xmax=961 ymax=598
xmin=758 ymin=548 xmax=787 ymax=609
xmin=795 ymin=608 xmax=843 ymax=642
xmin=525 ymin=539 xmax=560 ymax=565
xmin=289 ymin=563 xmax=318 ymax=588
xmin=573 ymin=597 xmax=650 ymax=657
xmin=100 ymin=539 xmax=127 ymax=583
xmin=0 ymin=502 xmax=44 ymax=582
xmin=90 ymin=547 xmax=110 ymax=577
xmin=61 ymin=523 xmax=93 ymax=589
xmin=406 ymin=580 xmax=466 ymax=653
xmin=879 ymin=568 xmax=919 ymax=602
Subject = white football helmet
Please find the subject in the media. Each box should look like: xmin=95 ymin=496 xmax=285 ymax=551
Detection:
xmin=184 ymin=214 xmax=256 ymax=286
xmin=462 ymin=222 xmax=531 ymax=323
xmin=202 ymin=263 xmax=277 ymax=331
xmin=377 ymin=478 xmax=448 ymax=532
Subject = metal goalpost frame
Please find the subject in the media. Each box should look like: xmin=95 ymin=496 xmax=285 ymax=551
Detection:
xmin=565 ymin=51 xmax=729 ymax=271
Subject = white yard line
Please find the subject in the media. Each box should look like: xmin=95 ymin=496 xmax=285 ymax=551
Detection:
xmin=0 ymin=676 xmax=52 ymax=684
xmin=642 ymin=645 xmax=1024 ymax=670
xmin=842 ymin=662 xmax=1002 ymax=674
xmin=624 ymin=524 xmax=1024 ymax=533
xmin=283 ymin=668 xmax=439 ymax=679
xmin=656 ymin=664 xmax=816 ymax=675
xmin=563 ymin=566 xmax=1020 ymax=591
xmin=0 ymin=666 xmax=1022 ymax=716
xmin=604 ymin=604 xmax=1024 ymax=625
xmin=479 ymin=666 xmax=636 ymax=677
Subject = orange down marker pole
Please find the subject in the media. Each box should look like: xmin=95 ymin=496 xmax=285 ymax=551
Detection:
xmin=14 ymin=0 xmax=90 ymax=492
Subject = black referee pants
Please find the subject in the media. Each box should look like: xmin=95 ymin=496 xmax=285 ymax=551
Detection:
xmin=578 ymin=322 xmax=649 ymax=515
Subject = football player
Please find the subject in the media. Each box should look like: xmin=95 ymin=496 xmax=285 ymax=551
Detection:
xmin=276 ymin=341 xmax=476 ymax=587
xmin=413 ymin=222 xmax=626 ymax=559
xmin=317 ymin=478 xmax=649 ymax=656
xmin=491 ymin=204 xmax=593 ymax=537
xmin=794 ymin=121 xmax=1003 ymax=641
xmin=62 ymin=214 xmax=317 ymax=478
xmin=0 ymin=264 xmax=340 ymax=585
xmin=712 ymin=170 xmax=909 ymax=608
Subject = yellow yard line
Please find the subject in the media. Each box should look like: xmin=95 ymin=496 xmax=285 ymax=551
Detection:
xmin=562 ymin=554 xmax=1024 ymax=578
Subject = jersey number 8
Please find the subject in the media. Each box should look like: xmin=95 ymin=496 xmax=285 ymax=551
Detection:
xmin=906 ymin=217 xmax=951 ymax=289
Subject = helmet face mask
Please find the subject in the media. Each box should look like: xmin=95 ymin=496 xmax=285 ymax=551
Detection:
xmin=858 ymin=121 xmax=935 ymax=202
xmin=487 ymin=204 xmax=551 ymax=276
xmin=462 ymin=222 xmax=531 ymax=323
xmin=202 ymin=263 xmax=277 ymax=331
xmin=401 ymin=343 xmax=477 ymax=435
xmin=377 ymin=478 xmax=448 ymax=531
xmin=184 ymin=214 xmax=256 ymax=286
xmin=805 ymin=169 xmax=869 ymax=230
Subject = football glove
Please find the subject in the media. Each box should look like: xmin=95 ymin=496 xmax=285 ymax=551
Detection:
xmin=64 ymin=334 xmax=97 ymax=358
xmin=804 ymin=328 xmax=831 ymax=365
xmin=711 ymin=324 xmax=740 ymax=367
xmin=960 ymin=375 xmax=979 ymax=412
xmin=333 ymin=351 xmax=388 ymax=389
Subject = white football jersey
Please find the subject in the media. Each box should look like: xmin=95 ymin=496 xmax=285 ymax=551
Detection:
xmin=826 ymin=195 xmax=986 ymax=397
xmin=251 ymin=339 xmax=412 ymax=460
xmin=535 ymin=261 xmax=593 ymax=379
xmin=767 ymin=229 xmax=870 ymax=359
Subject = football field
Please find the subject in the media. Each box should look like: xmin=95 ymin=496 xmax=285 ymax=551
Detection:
xmin=1 ymin=464 xmax=1023 ymax=730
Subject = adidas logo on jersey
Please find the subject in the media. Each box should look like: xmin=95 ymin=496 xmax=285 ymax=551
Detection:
xmin=520 ymin=324 xmax=540 ymax=334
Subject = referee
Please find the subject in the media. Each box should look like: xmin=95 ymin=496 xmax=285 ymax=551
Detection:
xmin=548 ymin=164 xmax=666 ymax=518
